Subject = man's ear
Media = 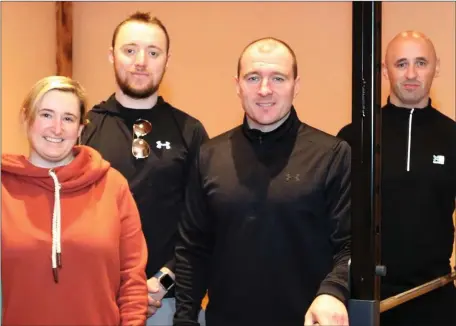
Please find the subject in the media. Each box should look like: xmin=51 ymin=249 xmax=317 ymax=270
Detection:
xmin=108 ymin=47 xmax=114 ymax=64
xmin=165 ymin=51 xmax=171 ymax=69
xmin=382 ymin=61 xmax=389 ymax=80
xmin=234 ymin=75 xmax=241 ymax=98
xmin=434 ymin=57 xmax=440 ymax=78
xmin=293 ymin=75 xmax=301 ymax=99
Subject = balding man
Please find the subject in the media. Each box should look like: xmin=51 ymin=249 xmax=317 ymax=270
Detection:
xmin=338 ymin=31 xmax=456 ymax=325
xmin=173 ymin=37 xmax=351 ymax=326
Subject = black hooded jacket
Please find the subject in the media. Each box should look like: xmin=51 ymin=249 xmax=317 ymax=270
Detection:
xmin=80 ymin=94 xmax=209 ymax=297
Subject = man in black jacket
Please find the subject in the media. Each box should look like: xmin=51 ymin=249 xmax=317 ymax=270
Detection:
xmin=337 ymin=30 xmax=456 ymax=325
xmin=80 ymin=12 xmax=209 ymax=325
xmin=174 ymin=37 xmax=351 ymax=326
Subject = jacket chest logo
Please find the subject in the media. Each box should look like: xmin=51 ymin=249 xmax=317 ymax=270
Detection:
xmin=285 ymin=173 xmax=300 ymax=182
xmin=432 ymin=155 xmax=445 ymax=165
xmin=156 ymin=141 xmax=171 ymax=149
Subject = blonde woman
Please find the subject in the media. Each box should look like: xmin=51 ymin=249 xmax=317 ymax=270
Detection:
xmin=1 ymin=76 xmax=148 ymax=325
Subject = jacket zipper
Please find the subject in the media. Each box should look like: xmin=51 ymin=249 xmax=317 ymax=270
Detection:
xmin=406 ymin=109 xmax=415 ymax=171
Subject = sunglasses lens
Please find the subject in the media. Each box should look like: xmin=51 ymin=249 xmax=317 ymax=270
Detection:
xmin=132 ymin=138 xmax=151 ymax=159
xmin=133 ymin=120 xmax=152 ymax=137
xmin=132 ymin=119 xmax=152 ymax=159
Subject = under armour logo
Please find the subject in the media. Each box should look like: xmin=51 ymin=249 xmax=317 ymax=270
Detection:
xmin=156 ymin=141 xmax=171 ymax=149
xmin=285 ymin=173 xmax=300 ymax=182
xmin=432 ymin=155 xmax=445 ymax=165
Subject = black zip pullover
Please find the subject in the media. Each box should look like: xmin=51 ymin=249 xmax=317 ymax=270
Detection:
xmin=80 ymin=95 xmax=209 ymax=298
xmin=174 ymin=108 xmax=351 ymax=326
xmin=337 ymin=98 xmax=455 ymax=299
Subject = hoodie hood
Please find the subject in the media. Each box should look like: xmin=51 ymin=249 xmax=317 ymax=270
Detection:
xmin=1 ymin=145 xmax=111 ymax=194
xmin=90 ymin=93 xmax=167 ymax=117
xmin=85 ymin=94 xmax=172 ymax=134
xmin=2 ymin=145 xmax=111 ymax=282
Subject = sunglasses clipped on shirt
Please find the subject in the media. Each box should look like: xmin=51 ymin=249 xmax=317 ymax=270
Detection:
xmin=131 ymin=109 xmax=190 ymax=159
xmin=132 ymin=119 xmax=152 ymax=159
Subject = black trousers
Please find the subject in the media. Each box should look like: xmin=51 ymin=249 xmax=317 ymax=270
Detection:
xmin=380 ymin=283 xmax=456 ymax=326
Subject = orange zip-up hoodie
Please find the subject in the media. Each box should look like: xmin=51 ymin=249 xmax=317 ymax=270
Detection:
xmin=1 ymin=145 xmax=148 ymax=326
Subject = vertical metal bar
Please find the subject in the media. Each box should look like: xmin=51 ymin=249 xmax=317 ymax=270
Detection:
xmin=348 ymin=1 xmax=383 ymax=326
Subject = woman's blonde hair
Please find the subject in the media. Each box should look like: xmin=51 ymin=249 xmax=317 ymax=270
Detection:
xmin=21 ymin=75 xmax=88 ymax=126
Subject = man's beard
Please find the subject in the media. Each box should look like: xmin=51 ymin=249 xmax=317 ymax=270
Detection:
xmin=114 ymin=67 xmax=164 ymax=100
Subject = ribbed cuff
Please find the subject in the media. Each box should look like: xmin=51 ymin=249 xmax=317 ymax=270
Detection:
xmin=164 ymin=259 xmax=176 ymax=273
xmin=316 ymin=281 xmax=349 ymax=305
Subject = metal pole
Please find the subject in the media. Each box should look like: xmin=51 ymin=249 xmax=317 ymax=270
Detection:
xmin=348 ymin=2 xmax=384 ymax=326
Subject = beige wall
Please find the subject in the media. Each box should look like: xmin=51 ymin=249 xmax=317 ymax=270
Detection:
xmin=1 ymin=2 xmax=56 ymax=155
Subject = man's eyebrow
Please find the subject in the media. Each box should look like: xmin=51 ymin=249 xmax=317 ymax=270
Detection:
xmin=243 ymin=71 xmax=289 ymax=78
xmin=122 ymin=43 xmax=163 ymax=51
xmin=395 ymin=56 xmax=429 ymax=64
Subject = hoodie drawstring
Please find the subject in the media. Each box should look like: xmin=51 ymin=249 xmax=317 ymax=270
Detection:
xmin=406 ymin=109 xmax=415 ymax=172
xmin=48 ymin=169 xmax=62 ymax=283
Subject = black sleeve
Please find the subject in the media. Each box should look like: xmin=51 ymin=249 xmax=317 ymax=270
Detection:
xmin=173 ymin=148 xmax=213 ymax=326
xmin=79 ymin=111 xmax=98 ymax=145
xmin=316 ymin=140 xmax=351 ymax=304
xmin=336 ymin=123 xmax=354 ymax=147
xmin=163 ymin=121 xmax=210 ymax=273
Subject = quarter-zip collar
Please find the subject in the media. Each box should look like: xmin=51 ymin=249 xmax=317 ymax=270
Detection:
xmin=241 ymin=106 xmax=301 ymax=145
xmin=383 ymin=97 xmax=438 ymax=171
xmin=383 ymin=97 xmax=435 ymax=123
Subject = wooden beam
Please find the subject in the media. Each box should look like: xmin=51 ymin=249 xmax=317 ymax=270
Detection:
xmin=380 ymin=271 xmax=456 ymax=313
xmin=56 ymin=2 xmax=73 ymax=77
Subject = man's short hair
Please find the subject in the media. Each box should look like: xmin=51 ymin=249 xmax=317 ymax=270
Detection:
xmin=237 ymin=37 xmax=298 ymax=78
xmin=111 ymin=11 xmax=170 ymax=52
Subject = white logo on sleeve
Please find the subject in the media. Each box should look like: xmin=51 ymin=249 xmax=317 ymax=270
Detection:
xmin=285 ymin=173 xmax=300 ymax=182
xmin=432 ymin=155 xmax=445 ymax=165
xmin=156 ymin=141 xmax=171 ymax=149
